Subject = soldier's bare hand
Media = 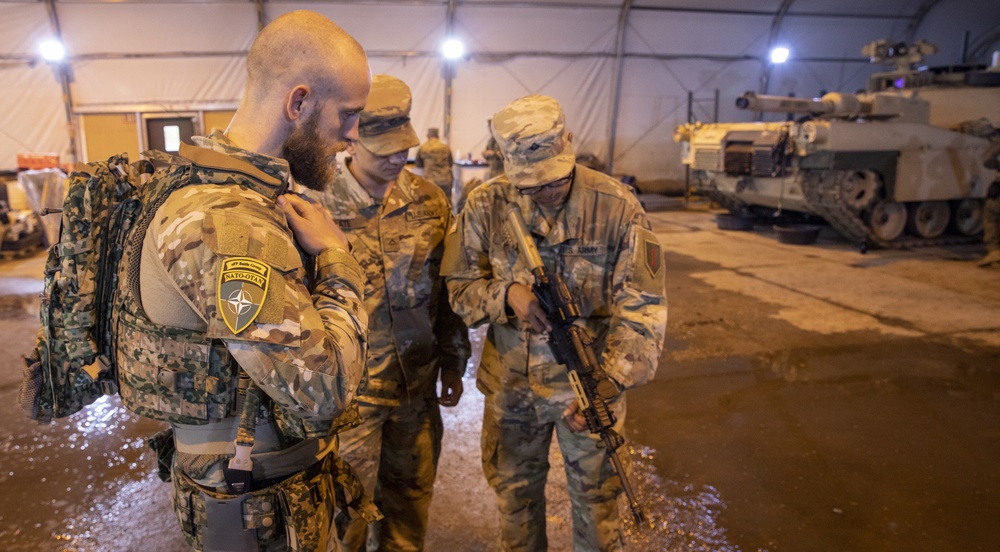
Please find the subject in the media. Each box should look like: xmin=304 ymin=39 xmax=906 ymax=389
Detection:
xmin=506 ymin=283 xmax=550 ymax=333
xmin=562 ymin=400 xmax=588 ymax=433
xmin=276 ymin=193 xmax=349 ymax=256
xmin=438 ymin=371 xmax=464 ymax=407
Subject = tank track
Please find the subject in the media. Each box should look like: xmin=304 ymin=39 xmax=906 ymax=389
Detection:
xmin=803 ymin=170 xmax=981 ymax=250
xmin=694 ymin=174 xmax=751 ymax=214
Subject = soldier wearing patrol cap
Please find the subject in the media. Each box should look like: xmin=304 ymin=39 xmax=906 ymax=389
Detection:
xmin=414 ymin=126 xmax=455 ymax=201
xmin=304 ymin=74 xmax=470 ymax=552
xmin=442 ymin=94 xmax=667 ymax=551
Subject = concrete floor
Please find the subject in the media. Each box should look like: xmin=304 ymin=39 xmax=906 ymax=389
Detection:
xmin=0 ymin=203 xmax=998 ymax=551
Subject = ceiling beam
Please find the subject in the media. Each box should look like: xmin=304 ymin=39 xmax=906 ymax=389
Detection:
xmin=605 ymin=0 xmax=632 ymax=175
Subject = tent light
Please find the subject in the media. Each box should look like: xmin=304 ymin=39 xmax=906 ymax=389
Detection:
xmin=40 ymin=39 xmax=66 ymax=62
xmin=770 ymin=47 xmax=790 ymax=64
xmin=441 ymin=38 xmax=465 ymax=60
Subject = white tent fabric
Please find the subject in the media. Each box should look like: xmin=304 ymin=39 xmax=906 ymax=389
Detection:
xmin=2 ymin=0 xmax=999 ymax=185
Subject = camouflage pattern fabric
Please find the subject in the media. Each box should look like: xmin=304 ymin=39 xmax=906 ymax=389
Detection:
xmin=171 ymin=454 xmax=337 ymax=551
xmin=442 ymin=164 xmax=667 ymax=551
xmin=482 ymin=371 xmax=628 ymax=551
xmin=490 ymin=95 xmax=576 ymax=189
xmin=336 ymin=394 xmax=443 ymax=551
xmin=304 ymin=163 xmax=468 ymax=406
xmin=356 ymin=75 xmax=420 ymax=157
xmin=414 ymin=136 xmax=455 ymax=196
xmin=19 ymin=154 xmax=152 ymax=423
xmin=114 ymin=132 xmax=370 ymax=550
xmin=303 ymin=162 xmax=468 ymax=550
xmin=125 ymin=133 xmax=369 ymax=426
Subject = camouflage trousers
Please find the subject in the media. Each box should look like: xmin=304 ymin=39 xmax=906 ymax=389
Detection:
xmin=481 ymin=378 xmax=627 ymax=552
xmin=336 ymin=393 xmax=443 ymax=551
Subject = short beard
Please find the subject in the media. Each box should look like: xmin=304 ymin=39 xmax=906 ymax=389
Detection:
xmin=282 ymin=108 xmax=346 ymax=191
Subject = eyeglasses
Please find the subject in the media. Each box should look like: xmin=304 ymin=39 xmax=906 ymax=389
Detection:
xmin=515 ymin=171 xmax=574 ymax=196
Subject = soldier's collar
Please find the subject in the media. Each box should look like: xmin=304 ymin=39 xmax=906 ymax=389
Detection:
xmin=190 ymin=132 xmax=291 ymax=199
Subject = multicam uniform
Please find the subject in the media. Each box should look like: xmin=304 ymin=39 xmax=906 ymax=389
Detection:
xmin=443 ymin=165 xmax=667 ymax=551
xmin=414 ymin=137 xmax=454 ymax=199
xmin=116 ymin=131 xmax=371 ymax=551
xmin=305 ymin=161 xmax=469 ymax=551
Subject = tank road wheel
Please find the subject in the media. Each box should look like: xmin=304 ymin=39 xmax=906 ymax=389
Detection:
xmin=841 ymin=170 xmax=881 ymax=211
xmin=867 ymin=200 xmax=907 ymax=242
xmin=952 ymin=199 xmax=984 ymax=236
xmin=907 ymin=201 xmax=950 ymax=239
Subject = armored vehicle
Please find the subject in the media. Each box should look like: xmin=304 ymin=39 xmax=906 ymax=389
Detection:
xmin=675 ymin=40 xmax=1000 ymax=249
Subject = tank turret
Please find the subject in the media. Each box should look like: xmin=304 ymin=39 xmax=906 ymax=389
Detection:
xmin=675 ymin=39 xmax=1000 ymax=249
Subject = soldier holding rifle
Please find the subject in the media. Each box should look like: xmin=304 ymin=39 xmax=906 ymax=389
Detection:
xmin=442 ymin=94 xmax=667 ymax=551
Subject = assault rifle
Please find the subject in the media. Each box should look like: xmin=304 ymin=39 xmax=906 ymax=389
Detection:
xmin=504 ymin=204 xmax=646 ymax=526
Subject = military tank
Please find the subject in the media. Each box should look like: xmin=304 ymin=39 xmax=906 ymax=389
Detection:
xmin=674 ymin=40 xmax=1000 ymax=249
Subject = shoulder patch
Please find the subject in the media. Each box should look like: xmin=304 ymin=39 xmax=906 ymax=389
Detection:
xmin=644 ymin=235 xmax=662 ymax=276
xmin=218 ymin=257 xmax=271 ymax=334
xmin=631 ymin=227 xmax=664 ymax=295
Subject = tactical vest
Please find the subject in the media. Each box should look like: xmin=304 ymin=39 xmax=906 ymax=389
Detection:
xmin=111 ymin=145 xmax=313 ymax=432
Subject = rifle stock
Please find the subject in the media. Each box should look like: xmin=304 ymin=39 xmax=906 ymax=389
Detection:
xmin=504 ymin=204 xmax=647 ymax=526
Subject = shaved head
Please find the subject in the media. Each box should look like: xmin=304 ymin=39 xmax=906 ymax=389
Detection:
xmin=228 ymin=10 xmax=371 ymax=176
xmin=245 ymin=10 xmax=368 ymax=103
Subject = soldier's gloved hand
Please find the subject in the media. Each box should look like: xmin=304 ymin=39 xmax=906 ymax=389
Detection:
xmin=562 ymin=400 xmax=588 ymax=433
xmin=506 ymin=283 xmax=550 ymax=334
xmin=277 ymin=193 xmax=350 ymax=255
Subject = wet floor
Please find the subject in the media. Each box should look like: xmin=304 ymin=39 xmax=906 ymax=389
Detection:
xmin=1 ymin=206 xmax=998 ymax=551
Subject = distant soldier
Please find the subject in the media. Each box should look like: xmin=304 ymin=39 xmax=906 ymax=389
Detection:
xmin=304 ymin=74 xmax=470 ymax=551
xmin=443 ymin=95 xmax=668 ymax=551
xmin=415 ymin=127 xmax=455 ymax=201
xmin=456 ymin=120 xmax=503 ymax=212
xmin=481 ymin=119 xmax=505 ymax=180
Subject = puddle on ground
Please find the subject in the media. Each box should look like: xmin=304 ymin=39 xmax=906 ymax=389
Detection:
xmin=620 ymin=445 xmax=749 ymax=552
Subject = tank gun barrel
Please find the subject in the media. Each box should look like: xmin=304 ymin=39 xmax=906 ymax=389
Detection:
xmin=736 ymin=91 xmax=871 ymax=118
xmin=736 ymin=92 xmax=831 ymax=114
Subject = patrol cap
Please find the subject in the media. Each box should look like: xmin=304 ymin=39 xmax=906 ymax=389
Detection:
xmin=491 ymin=94 xmax=575 ymax=188
xmin=357 ymin=74 xmax=420 ymax=156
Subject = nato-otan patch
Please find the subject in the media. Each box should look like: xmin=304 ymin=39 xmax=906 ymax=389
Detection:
xmin=218 ymin=257 xmax=271 ymax=334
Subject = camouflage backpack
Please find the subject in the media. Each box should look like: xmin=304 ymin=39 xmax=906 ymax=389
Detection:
xmin=18 ymin=152 xmax=156 ymax=423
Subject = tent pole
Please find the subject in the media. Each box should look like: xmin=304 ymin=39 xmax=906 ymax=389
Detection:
xmin=255 ymin=0 xmax=267 ymax=31
xmin=443 ymin=0 xmax=457 ymax=147
xmin=44 ymin=0 xmax=78 ymax=165
xmin=757 ymin=0 xmax=796 ymax=105
xmin=605 ymin=0 xmax=632 ymax=177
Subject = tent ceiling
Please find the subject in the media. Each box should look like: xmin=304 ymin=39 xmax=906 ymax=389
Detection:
xmin=1 ymin=0 xmax=997 ymax=182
